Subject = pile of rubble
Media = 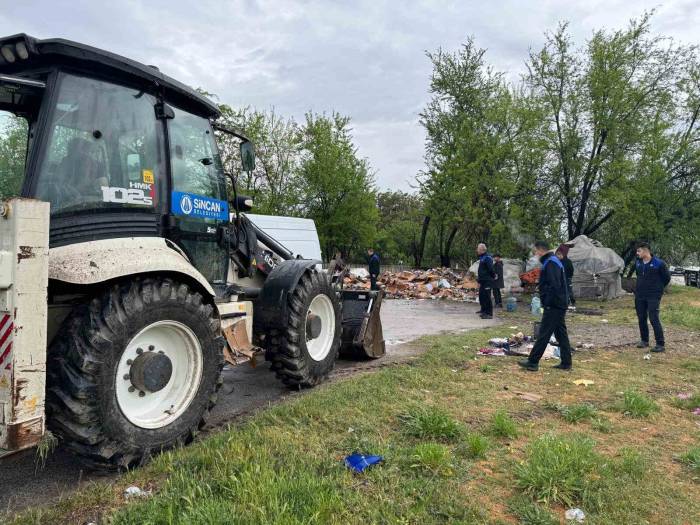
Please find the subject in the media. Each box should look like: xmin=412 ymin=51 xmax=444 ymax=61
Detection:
xmin=344 ymin=268 xmax=479 ymax=301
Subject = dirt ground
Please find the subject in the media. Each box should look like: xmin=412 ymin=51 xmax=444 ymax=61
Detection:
xmin=0 ymin=298 xmax=497 ymax=514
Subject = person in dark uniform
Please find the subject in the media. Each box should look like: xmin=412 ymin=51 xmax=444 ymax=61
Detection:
xmin=476 ymin=243 xmax=496 ymax=319
xmin=518 ymin=240 xmax=573 ymax=371
xmin=556 ymin=244 xmax=575 ymax=307
xmin=492 ymin=254 xmax=504 ymax=308
xmin=367 ymin=248 xmax=381 ymax=291
xmin=633 ymin=242 xmax=671 ymax=352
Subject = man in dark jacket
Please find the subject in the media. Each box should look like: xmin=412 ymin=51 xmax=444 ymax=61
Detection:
xmin=556 ymin=244 xmax=575 ymax=306
xmin=518 ymin=240 xmax=573 ymax=371
xmin=476 ymin=243 xmax=496 ymax=319
xmin=492 ymin=254 xmax=504 ymax=307
xmin=367 ymin=248 xmax=381 ymax=291
xmin=633 ymin=242 xmax=671 ymax=352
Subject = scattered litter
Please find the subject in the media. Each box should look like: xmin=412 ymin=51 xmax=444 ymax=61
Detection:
xmin=347 ymin=427 xmax=355 ymax=433
xmin=451 ymin=369 xmax=458 ymax=373
xmin=565 ymin=507 xmax=586 ymax=522
xmin=677 ymin=392 xmax=692 ymax=400
xmin=580 ymin=343 xmax=594 ymax=349
xmin=515 ymin=391 xmax=542 ymax=402
xmin=601 ymin=319 xmax=609 ymax=323
xmin=693 ymin=408 xmax=700 ymax=416
xmin=644 ymin=354 xmax=651 ymax=360
xmin=573 ymin=379 xmax=595 ymax=386
xmin=344 ymin=453 xmax=383 ymax=473
xmin=478 ymin=347 xmax=507 ymax=357
xmin=509 ymin=326 xmax=519 ymax=330
xmin=124 ymin=486 xmax=151 ymax=498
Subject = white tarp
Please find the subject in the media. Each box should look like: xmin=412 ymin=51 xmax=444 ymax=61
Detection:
xmin=567 ymin=235 xmax=625 ymax=299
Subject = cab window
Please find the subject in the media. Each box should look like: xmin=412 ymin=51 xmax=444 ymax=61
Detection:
xmin=35 ymin=73 xmax=163 ymax=216
xmin=0 ymin=111 xmax=28 ymax=199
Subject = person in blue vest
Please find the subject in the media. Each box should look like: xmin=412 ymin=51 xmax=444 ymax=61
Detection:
xmin=367 ymin=248 xmax=381 ymax=291
xmin=633 ymin=242 xmax=671 ymax=352
xmin=476 ymin=243 xmax=496 ymax=319
xmin=518 ymin=240 xmax=573 ymax=371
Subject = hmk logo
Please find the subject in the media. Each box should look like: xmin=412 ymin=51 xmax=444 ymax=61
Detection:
xmin=180 ymin=194 xmax=193 ymax=215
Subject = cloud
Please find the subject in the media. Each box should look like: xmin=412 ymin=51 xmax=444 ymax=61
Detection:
xmin=2 ymin=0 xmax=699 ymax=190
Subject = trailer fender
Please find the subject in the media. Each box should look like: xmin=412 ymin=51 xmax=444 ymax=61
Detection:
xmin=253 ymin=258 xmax=319 ymax=330
xmin=49 ymin=237 xmax=215 ymax=297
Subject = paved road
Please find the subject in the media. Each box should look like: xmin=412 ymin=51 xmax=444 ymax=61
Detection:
xmin=0 ymin=299 xmax=495 ymax=514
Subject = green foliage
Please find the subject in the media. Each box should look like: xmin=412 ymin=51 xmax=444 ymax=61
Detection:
xmin=375 ymin=191 xmax=426 ymax=266
xmin=555 ymin=402 xmax=598 ymax=423
xmin=406 ymin=443 xmax=453 ymax=476
xmin=590 ymin=417 xmax=614 ymax=434
xmin=671 ymin=393 xmax=700 ymax=411
xmin=508 ymin=496 xmax=559 ymax=525
xmin=617 ymin=390 xmax=659 ymax=418
xmin=489 ymin=410 xmax=518 ymax=438
xmin=0 ymin=113 xmax=27 ymax=199
xmin=399 ymin=406 xmax=462 ymax=441
xmin=679 ymin=446 xmax=700 ymax=475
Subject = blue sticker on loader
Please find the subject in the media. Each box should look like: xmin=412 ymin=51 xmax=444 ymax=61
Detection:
xmin=171 ymin=191 xmax=229 ymax=221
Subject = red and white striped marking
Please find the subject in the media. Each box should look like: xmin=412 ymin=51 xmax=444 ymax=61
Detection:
xmin=0 ymin=313 xmax=13 ymax=370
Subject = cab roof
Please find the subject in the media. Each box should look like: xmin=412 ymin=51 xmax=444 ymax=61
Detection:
xmin=0 ymin=33 xmax=220 ymax=118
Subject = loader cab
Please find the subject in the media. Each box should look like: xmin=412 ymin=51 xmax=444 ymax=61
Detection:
xmin=0 ymin=34 xmax=248 ymax=286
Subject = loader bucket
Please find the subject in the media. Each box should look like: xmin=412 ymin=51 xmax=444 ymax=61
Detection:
xmin=339 ymin=290 xmax=385 ymax=359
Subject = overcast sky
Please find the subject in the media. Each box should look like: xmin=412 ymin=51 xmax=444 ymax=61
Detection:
xmin=3 ymin=1 xmax=699 ymax=190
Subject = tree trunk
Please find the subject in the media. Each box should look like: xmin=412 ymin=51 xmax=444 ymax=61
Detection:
xmin=441 ymin=226 xmax=459 ymax=268
xmin=415 ymin=215 xmax=430 ymax=268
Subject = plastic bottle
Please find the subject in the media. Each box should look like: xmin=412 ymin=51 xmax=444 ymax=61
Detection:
xmin=506 ymin=296 xmax=517 ymax=312
xmin=530 ymin=295 xmax=541 ymax=316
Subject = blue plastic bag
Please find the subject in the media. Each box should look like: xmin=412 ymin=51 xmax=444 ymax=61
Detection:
xmin=344 ymin=453 xmax=383 ymax=473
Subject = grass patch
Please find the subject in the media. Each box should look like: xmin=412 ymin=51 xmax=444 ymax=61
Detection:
xmin=399 ymin=405 xmax=462 ymax=441
xmin=479 ymin=363 xmax=493 ymax=373
xmin=406 ymin=442 xmax=453 ymax=476
xmin=671 ymin=392 xmax=700 ymax=411
xmin=458 ymin=433 xmax=489 ymax=459
xmin=679 ymin=446 xmax=700 ymax=476
xmin=590 ymin=416 xmax=614 ymax=434
xmin=489 ymin=409 xmax=518 ymax=438
xmin=680 ymin=360 xmax=700 ymax=373
xmin=617 ymin=390 xmax=659 ymax=418
xmin=553 ymin=402 xmax=597 ymax=423
xmin=508 ymin=496 xmax=558 ymax=525
xmin=515 ymin=433 xmax=601 ymax=507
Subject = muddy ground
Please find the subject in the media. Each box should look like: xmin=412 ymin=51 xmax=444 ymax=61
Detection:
xmin=0 ymin=299 xmax=497 ymax=514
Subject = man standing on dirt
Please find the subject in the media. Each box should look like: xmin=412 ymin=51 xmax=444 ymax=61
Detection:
xmin=518 ymin=240 xmax=573 ymax=371
xmin=476 ymin=243 xmax=496 ymax=319
xmin=367 ymin=248 xmax=381 ymax=291
xmin=556 ymin=244 xmax=575 ymax=307
xmin=492 ymin=254 xmax=504 ymax=308
xmin=633 ymin=242 xmax=671 ymax=353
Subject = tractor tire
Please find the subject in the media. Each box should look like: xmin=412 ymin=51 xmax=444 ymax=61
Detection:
xmin=269 ymin=268 xmax=341 ymax=388
xmin=46 ymin=277 xmax=224 ymax=470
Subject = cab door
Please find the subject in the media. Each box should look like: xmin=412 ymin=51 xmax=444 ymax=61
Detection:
xmin=167 ymin=106 xmax=229 ymax=285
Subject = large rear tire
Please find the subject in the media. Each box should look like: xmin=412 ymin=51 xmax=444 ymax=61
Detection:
xmin=269 ymin=269 xmax=341 ymax=388
xmin=46 ymin=277 xmax=224 ymax=470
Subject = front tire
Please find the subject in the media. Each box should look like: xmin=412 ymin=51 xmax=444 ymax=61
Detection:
xmin=46 ymin=277 xmax=224 ymax=469
xmin=269 ymin=269 xmax=341 ymax=388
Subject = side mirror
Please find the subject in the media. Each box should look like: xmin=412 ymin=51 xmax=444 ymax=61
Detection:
xmin=240 ymin=141 xmax=255 ymax=172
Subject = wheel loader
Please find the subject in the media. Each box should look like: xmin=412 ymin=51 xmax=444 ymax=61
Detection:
xmin=0 ymin=34 xmax=384 ymax=468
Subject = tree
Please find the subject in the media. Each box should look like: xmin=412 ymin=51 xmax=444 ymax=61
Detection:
xmin=297 ymin=112 xmax=377 ymax=260
xmin=376 ymin=191 xmax=425 ymax=265
xmin=0 ymin=113 xmax=28 ymax=199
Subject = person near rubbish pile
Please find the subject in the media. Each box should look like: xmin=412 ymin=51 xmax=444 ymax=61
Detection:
xmin=476 ymin=243 xmax=496 ymax=319
xmin=328 ymin=249 xmax=347 ymax=285
xmin=492 ymin=253 xmax=504 ymax=308
xmin=519 ymin=240 xmax=573 ymax=371
xmin=633 ymin=241 xmax=671 ymax=353
xmin=367 ymin=248 xmax=381 ymax=291
xmin=555 ymin=244 xmax=575 ymax=307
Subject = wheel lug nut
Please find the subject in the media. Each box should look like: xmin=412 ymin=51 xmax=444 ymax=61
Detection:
xmin=123 ymin=374 xmax=130 ymax=380
xmin=126 ymin=359 xmax=133 ymax=365
xmin=148 ymin=345 xmax=155 ymax=351
xmin=139 ymin=391 xmax=146 ymax=397
xmin=136 ymin=348 xmax=143 ymax=355
xmin=158 ymin=350 xmax=164 ymax=354
xmin=128 ymin=386 xmax=135 ymax=393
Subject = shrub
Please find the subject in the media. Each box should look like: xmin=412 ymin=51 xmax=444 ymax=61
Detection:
xmin=490 ymin=410 xmax=518 ymax=438
xmin=618 ymin=390 xmax=659 ymax=418
xmin=399 ymin=406 xmax=462 ymax=441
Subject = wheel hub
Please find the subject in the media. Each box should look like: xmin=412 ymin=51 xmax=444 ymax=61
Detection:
xmin=306 ymin=314 xmax=322 ymax=340
xmin=129 ymin=351 xmax=173 ymax=393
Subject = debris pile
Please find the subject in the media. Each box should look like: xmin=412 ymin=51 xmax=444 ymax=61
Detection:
xmin=344 ymin=268 xmax=479 ymax=301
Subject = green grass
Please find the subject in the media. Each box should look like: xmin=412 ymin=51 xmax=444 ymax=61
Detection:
xmin=458 ymin=432 xmax=489 ymax=459
xmin=6 ymin=313 xmax=700 ymax=525
xmin=671 ymin=392 xmax=700 ymax=411
xmin=617 ymin=390 xmax=659 ymax=418
xmin=479 ymin=363 xmax=493 ymax=373
xmin=399 ymin=405 xmax=463 ymax=441
xmin=679 ymin=446 xmax=700 ymax=476
xmin=489 ymin=409 xmax=518 ymax=438
xmin=553 ymin=402 xmax=597 ymax=423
